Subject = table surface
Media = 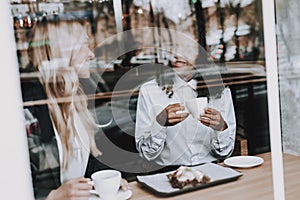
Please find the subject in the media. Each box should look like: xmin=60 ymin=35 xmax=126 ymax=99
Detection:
xmin=127 ymin=152 xmax=300 ymax=200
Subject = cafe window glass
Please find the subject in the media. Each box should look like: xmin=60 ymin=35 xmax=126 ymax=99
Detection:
xmin=9 ymin=0 xmax=278 ymax=199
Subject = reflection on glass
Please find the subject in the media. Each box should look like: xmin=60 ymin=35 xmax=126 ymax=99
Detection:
xmin=11 ymin=0 xmax=277 ymax=199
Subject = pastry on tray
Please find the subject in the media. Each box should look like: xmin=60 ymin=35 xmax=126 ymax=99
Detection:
xmin=166 ymin=166 xmax=210 ymax=189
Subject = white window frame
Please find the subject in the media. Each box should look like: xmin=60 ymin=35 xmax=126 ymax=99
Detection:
xmin=0 ymin=1 xmax=34 ymax=199
xmin=0 ymin=0 xmax=286 ymax=199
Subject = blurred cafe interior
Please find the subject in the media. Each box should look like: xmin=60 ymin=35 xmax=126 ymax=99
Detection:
xmin=4 ymin=0 xmax=300 ymax=199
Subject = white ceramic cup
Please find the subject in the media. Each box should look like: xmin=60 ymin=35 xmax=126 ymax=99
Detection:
xmin=90 ymin=170 xmax=121 ymax=200
xmin=185 ymin=97 xmax=208 ymax=118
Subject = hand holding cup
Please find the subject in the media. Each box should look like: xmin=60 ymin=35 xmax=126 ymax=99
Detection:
xmin=156 ymin=103 xmax=189 ymax=126
xmin=199 ymin=107 xmax=227 ymax=131
xmin=47 ymin=177 xmax=92 ymax=200
xmin=90 ymin=170 xmax=122 ymax=200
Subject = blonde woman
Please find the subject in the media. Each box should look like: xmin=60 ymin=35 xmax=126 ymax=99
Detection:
xmin=24 ymin=18 xmax=128 ymax=199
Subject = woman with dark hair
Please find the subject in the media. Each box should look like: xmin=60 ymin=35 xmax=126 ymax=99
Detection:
xmin=135 ymin=32 xmax=236 ymax=167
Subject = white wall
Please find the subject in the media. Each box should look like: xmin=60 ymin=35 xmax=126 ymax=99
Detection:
xmin=276 ymin=0 xmax=300 ymax=156
xmin=0 ymin=1 xmax=34 ymax=199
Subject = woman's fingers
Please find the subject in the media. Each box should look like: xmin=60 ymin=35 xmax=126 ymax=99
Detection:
xmin=72 ymin=190 xmax=91 ymax=199
xmin=77 ymin=183 xmax=93 ymax=191
xmin=48 ymin=178 xmax=93 ymax=200
xmin=120 ymin=178 xmax=131 ymax=191
xmin=168 ymin=110 xmax=189 ymax=124
xmin=168 ymin=115 xmax=188 ymax=124
xmin=157 ymin=103 xmax=189 ymax=126
xmin=73 ymin=178 xmax=93 ymax=190
xmin=199 ymin=116 xmax=220 ymax=130
xmin=199 ymin=115 xmax=211 ymax=126
xmin=68 ymin=178 xmax=93 ymax=196
xmin=199 ymin=107 xmax=227 ymax=131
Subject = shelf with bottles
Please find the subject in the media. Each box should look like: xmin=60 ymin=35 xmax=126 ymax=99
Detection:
xmin=11 ymin=1 xmax=96 ymax=70
xmin=11 ymin=0 xmax=96 ymax=31
xmin=11 ymin=1 xmax=74 ymax=30
xmin=11 ymin=1 xmax=66 ymax=52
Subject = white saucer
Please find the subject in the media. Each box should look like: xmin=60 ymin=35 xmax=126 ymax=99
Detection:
xmin=89 ymin=189 xmax=132 ymax=200
xmin=224 ymin=156 xmax=264 ymax=168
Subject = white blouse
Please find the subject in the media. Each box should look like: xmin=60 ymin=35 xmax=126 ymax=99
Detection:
xmin=54 ymin=111 xmax=90 ymax=184
xmin=135 ymin=75 xmax=236 ymax=166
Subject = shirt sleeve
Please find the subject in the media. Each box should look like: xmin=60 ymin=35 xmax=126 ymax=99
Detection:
xmin=210 ymin=87 xmax=236 ymax=159
xmin=135 ymin=85 xmax=168 ymax=161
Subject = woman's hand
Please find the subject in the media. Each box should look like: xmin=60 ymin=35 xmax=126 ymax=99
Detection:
xmin=199 ymin=107 xmax=227 ymax=131
xmin=120 ymin=178 xmax=131 ymax=191
xmin=46 ymin=177 xmax=93 ymax=200
xmin=156 ymin=103 xmax=189 ymax=126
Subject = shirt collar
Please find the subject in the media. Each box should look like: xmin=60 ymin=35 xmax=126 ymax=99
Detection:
xmin=173 ymin=75 xmax=197 ymax=91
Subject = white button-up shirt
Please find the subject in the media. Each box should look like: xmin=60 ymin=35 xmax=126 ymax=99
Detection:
xmin=54 ymin=111 xmax=90 ymax=183
xmin=135 ymin=75 xmax=236 ymax=166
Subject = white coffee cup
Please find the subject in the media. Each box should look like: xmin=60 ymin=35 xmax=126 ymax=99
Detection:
xmin=185 ymin=97 xmax=208 ymax=118
xmin=90 ymin=170 xmax=121 ymax=200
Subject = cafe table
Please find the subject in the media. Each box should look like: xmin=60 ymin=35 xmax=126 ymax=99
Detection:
xmin=127 ymin=152 xmax=300 ymax=200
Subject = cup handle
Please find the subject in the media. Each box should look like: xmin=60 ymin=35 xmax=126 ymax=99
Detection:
xmin=88 ymin=180 xmax=98 ymax=195
xmin=88 ymin=180 xmax=94 ymax=186
xmin=89 ymin=189 xmax=98 ymax=196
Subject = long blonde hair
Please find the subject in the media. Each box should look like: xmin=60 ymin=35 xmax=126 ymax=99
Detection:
xmin=30 ymin=19 xmax=101 ymax=169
